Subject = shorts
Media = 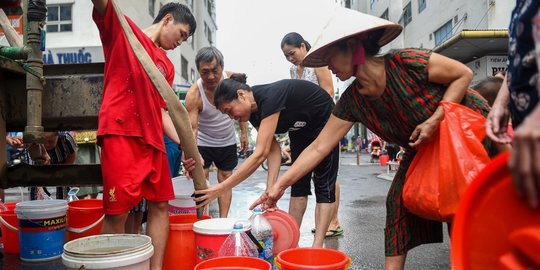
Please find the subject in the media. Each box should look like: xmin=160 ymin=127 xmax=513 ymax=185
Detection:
xmin=198 ymin=144 xmax=238 ymax=171
xmin=100 ymin=135 xmax=174 ymax=215
xmin=289 ymin=134 xmax=339 ymax=203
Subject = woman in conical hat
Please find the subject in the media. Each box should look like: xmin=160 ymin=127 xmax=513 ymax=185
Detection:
xmin=251 ymin=8 xmax=498 ymax=269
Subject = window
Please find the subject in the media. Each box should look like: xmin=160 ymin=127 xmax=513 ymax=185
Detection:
xmin=207 ymin=26 xmax=213 ymax=45
xmin=190 ymin=68 xmax=196 ymax=83
xmin=207 ymin=0 xmax=214 ymax=16
xmin=46 ymin=4 xmax=72 ymax=32
xmin=370 ymin=0 xmax=376 ymax=10
xmin=402 ymin=3 xmax=412 ymax=27
xmin=181 ymin=56 xmax=188 ymax=82
xmin=148 ymin=0 xmax=155 ymax=18
xmin=345 ymin=0 xmax=351 ymax=8
xmin=188 ymin=0 xmax=194 ymax=10
xmin=381 ymin=9 xmax=389 ymax=20
xmin=418 ymin=0 xmax=426 ymax=13
xmin=434 ymin=20 xmax=453 ymax=46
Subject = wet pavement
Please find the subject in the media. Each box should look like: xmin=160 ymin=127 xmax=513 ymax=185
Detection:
xmin=0 ymin=152 xmax=450 ymax=269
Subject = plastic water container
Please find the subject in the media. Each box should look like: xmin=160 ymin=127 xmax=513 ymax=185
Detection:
xmin=276 ymin=248 xmax=351 ymax=270
xmin=194 ymin=256 xmax=272 ymax=270
xmin=193 ymin=218 xmax=251 ymax=263
xmin=66 ymin=199 xmax=104 ymax=241
xmin=15 ymin=199 xmax=68 ymax=261
xmin=249 ymin=208 xmax=274 ymax=267
xmin=62 ymin=234 xmax=154 ymax=270
xmin=163 ymin=214 xmax=211 ymax=270
xmin=0 ymin=202 xmax=18 ymax=254
xmin=169 ymin=176 xmax=209 ymax=215
xmin=218 ymin=222 xmax=258 ymax=257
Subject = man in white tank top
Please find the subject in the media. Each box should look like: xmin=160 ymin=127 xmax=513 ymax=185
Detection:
xmin=185 ymin=47 xmax=248 ymax=218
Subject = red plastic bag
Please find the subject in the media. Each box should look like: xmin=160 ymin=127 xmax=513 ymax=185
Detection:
xmin=403 ymin=102 xmax=491 ymax=222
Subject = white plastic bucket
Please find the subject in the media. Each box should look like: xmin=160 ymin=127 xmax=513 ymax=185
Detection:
xmin=193 ymin=218 xmax=251 ymax=263
xmin=15 ymin=199 xmax=68 ymax=261
xmin=62 ymin=234 xmax=154 ymax=270
xmin=169 ymin=176 xmax=209 ymax=215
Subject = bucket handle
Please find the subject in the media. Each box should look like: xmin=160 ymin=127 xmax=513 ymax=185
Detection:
xmin=0 ymin=215 xmax=18 ymax=231
xmin=67 ymin=214 xmax=105 ymax=234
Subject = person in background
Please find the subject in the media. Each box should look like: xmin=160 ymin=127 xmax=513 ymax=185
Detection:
xmin=281 ymin=32 xmax=343 ymax=237
xmin=472 ymin=75 xmax=504 ymax=107
xmin=185 ymin=47 xmax=248 ymax=218
xmin=486 ymin=1 xmax=540 ymax=209
xmin=91 ymin=1 xmax=197 ymax=269
xmin=251 ymin=11 xmax=497 ymax=269
xmin=29 ymin=132 xmax=77 ymax=200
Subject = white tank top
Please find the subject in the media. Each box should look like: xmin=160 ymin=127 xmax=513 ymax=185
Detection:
xmin=196 ymin=75 xmax=237 ymax=147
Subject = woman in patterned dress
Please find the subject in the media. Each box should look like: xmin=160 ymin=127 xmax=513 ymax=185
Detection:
xmin=252 ymin=29 xmax=497 ymax=270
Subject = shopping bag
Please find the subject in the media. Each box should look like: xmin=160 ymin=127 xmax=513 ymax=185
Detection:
xmin=403 ymin=101 xmax=491 ymax=222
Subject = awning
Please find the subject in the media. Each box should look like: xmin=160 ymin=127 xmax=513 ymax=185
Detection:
xmin=433 ymin=29 xmax=509 ymax=63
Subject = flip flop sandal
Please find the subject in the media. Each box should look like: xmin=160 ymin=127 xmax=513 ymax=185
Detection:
xmin=325 ymin=226 xmax=344 ymax=238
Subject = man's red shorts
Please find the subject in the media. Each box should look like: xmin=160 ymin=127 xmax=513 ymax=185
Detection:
xmin=100 ymin=135 xmax=174 ymax=215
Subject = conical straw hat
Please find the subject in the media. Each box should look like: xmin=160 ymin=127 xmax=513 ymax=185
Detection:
xmin=303 ymin=7 xmax=402 ymax=67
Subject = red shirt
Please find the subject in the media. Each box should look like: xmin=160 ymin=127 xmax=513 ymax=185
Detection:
xmin=93 ymin=1 xmax=173 ymax=152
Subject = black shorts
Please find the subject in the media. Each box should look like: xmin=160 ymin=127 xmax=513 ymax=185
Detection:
xmin=289 ymin=134 xmax=339 ymax=203
xmin=198 ymin=144 xmax=238 ymax=171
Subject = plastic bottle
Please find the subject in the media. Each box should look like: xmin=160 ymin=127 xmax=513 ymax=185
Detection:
xmin=249 ymin=207 xmax=274 ymax=267
xmin=218 ymin=222 xmax=258 ymax=257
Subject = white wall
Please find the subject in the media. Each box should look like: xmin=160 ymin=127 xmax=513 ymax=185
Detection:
xmin=488 ymin=0 xmax=513 ymax=29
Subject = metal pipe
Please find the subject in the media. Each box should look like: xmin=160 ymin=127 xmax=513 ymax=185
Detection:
xmin=0 ymin=46 xmax=28 ymax=59
xmin=23 ymin=0 xmax=46 ymax=145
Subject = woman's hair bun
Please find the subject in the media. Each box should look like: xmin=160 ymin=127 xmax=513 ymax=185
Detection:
xmin=229 ymin=73 xmax=247 ymax=84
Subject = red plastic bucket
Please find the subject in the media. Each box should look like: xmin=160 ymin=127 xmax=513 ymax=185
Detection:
xmin=67 ymin=199 xmax=104 ymax=241
xmin=379 ymin=155 xmax=389 ymax=166
xmin=193 ymin=218 xmax=250 ymax=263
xmin=163 ymin=214 xmax=211 ymax=270
xmin=276 ymin=248 xmax=350 ymax=270
xmin=451 ymin=152 xmax=540 ymax=269
xmin=0 ymin=202 xmax=19 ymax=254
xmin=194 ymin=256 xmax=271 ymax=270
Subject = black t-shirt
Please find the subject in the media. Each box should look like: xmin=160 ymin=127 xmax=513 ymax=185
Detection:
xmin=249 ymin=79 xmax=334 ymax=139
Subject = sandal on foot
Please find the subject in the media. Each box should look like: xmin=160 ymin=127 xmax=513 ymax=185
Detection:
xmin=324 ymin=226 xmax=344 ymax=238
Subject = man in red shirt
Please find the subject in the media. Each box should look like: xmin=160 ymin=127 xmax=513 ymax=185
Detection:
xmin=91 ymin=1 xmax=196 ymax=269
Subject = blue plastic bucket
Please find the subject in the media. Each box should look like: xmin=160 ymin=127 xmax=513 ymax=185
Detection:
xmin=15 ymin=199 xmax=68 ymax=261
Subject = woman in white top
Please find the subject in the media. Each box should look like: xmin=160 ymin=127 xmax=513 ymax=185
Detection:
xmin=281 ymin=32 xmax=334 ymax=98
xmin=281 ymin=32 xmax=343 ymax=237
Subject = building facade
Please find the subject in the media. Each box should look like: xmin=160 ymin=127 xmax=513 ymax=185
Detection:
xmin=1 ymin=0 xmax=217 ymax=91
xmin=343 ymin=0 xmax=514 ymax=85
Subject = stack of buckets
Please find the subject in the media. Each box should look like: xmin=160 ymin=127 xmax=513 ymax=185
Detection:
xmin=0 ymin=199 xmax=105 ymax=261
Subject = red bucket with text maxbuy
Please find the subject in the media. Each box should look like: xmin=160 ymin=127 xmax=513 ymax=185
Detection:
xmin=15 ymin=200 xmax=68 ymax=262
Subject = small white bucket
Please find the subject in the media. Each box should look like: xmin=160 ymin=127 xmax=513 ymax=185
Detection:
xmin=193 ymin=218 xmax=251 ymax=262
xmin=62 ymin=234 xmax=154 ymax=270
xmin=168 ymin=176 xmax=208 ymax=215
xmin=15 ymin=199 xmax=68 ymax=261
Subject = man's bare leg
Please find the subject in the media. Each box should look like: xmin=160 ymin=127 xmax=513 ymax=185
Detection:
xmin=147 ymin=201 xmax=169 ymax=270
xmin=217 ymin=169 xmax=232 ymax=218
xmin=101 ymin=213 xmax=128 ymax=234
